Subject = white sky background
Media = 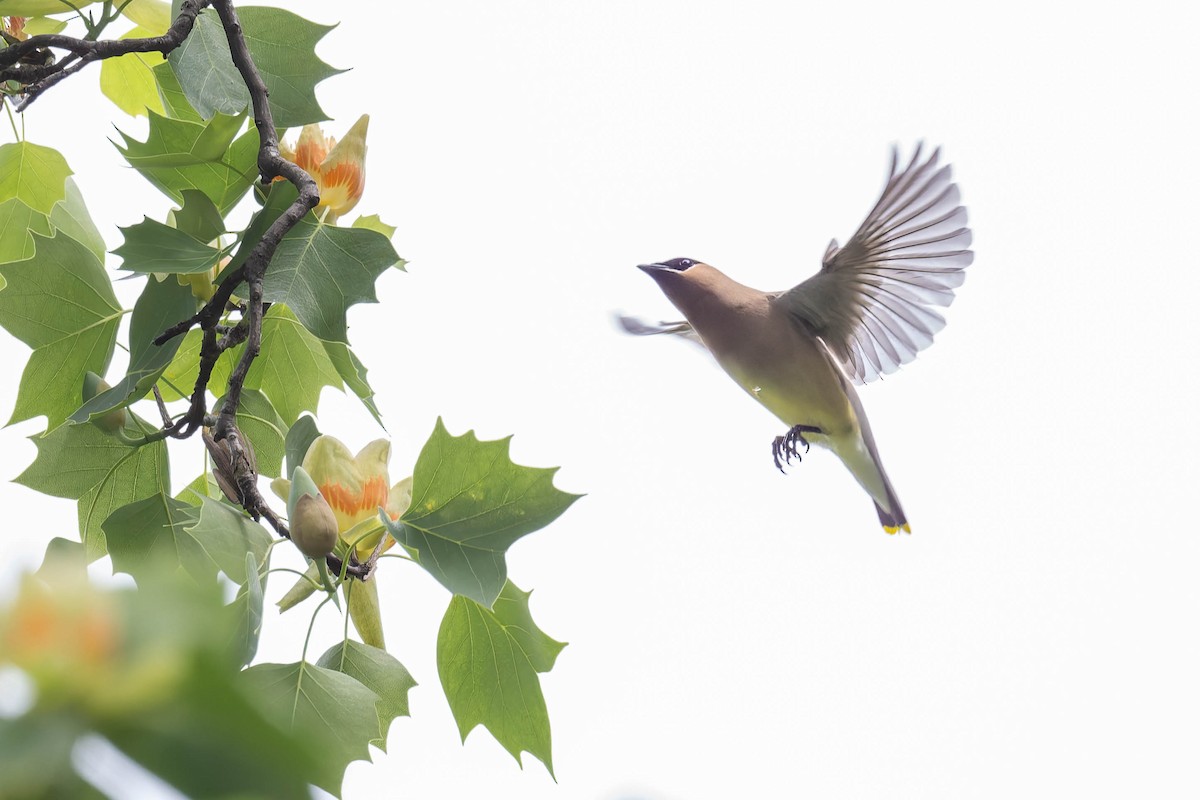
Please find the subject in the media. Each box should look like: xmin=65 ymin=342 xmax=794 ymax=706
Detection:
xmin=1 ymin=1 xmax=1198 ymax=797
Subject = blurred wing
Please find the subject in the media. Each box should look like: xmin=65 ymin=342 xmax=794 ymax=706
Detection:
xmin=776 ymin=144 xmax=974 ymax=383
xmin=615 ymin=314 xmax=704 ymax=347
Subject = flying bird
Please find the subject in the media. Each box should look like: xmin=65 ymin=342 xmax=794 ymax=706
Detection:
xmin=621 ymin=144 xmax=973 ymax=533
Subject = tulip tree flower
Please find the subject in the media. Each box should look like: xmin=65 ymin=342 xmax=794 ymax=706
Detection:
xmin=272 ymin=435 xmax=411 ymax=649
xmin=279 ymin=114 xmax=369 ymax=222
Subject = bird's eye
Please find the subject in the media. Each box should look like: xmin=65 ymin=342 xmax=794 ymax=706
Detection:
xmin=668 ymin=258 xmax=695 ymax=271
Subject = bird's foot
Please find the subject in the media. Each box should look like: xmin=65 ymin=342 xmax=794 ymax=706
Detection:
xmin=771 ymin=424 xmax=823 ymax=473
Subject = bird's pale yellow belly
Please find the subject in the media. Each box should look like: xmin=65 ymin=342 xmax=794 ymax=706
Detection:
xmin=707 ymin=317 xmax=859 ymax=443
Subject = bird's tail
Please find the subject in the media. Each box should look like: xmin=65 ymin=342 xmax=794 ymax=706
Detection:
xmin=838 ymin=383 xmax=910 ymax=535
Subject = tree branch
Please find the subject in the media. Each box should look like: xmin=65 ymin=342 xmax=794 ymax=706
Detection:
xmin=1 ymin=0 xmax=210 ymax=111
xmin=4 ymin=0 xmax=356 ymax=578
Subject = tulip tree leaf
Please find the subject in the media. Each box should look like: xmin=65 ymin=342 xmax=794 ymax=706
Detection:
xmin=99 ymin=26 xmax=167 ymax=117
xmin=263 ymin=218 xmax=401 ymax=344
xmin=187 ymin=498 xmax=273 ymax=583
xmin=152 ymin=60 xmax=204 ymax=122
xmin=154 ymin=302 xmax=381 ymax=425
xmin=383 ymin=418 xmax=580 ymax=607
xmin=0 ymin=233 xmax=121 ymax=429
xmin=103 ymin=493 xmax=200 ymax=582
xmin=168 ymin=6 xmax=343 ymax=128
xmin=15 ymin=412 xmax=169 ymax=559
xmin=114 ymin=216 xmax=223 ymax=274
xmin=70 ymin=277 xmax=195 ymax=425
xmin=172 ymin=189 xmax=226 ymax=243
xmin=0 ymin=141 xmax=71 ymax=215
xmin=322 ymin=339 xmax=383 ymax=426
xmin=49 ymin=178 xmax=107 ymax=261
xmin=222 ymin=179 xmax=294 ymax=277
xmin=437 ymin=581 xmax=565 ymax=776
xmin=176 ymin=471 xmax=222 ymax=506
xmin=229 ymin=551 xmax=267 ymax=666
xmin=0 ymin=199 xmax=52 ymax=263
xmin=119 ymin=0 xmax=172 ymax=33
xmin=317 ymin=640 xmax=417 ymax=750
xmin=351 ymin=214 xmax=397 ymax=241
xmin=0 ymin=181 xmax=104 ymax=266
xmin=284 ymin=415 xmax=320 ymax=478
xmin=220 ymin=304 xmax=343 ymax=424
xmin=115 ymin=111 xmax=258 ymax=214
xmin=0 ymin=0 xmax=98 ymax=13
xmin=241 ymin=661 xmax=381 ymax=796
xmin=104 ymin=494 xmax=270 ymax=585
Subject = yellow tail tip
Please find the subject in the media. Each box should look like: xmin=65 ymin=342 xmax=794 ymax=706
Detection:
xmin=883 ymin=523 xmax=913 ymax=535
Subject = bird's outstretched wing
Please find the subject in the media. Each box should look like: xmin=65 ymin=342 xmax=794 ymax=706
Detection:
xmin=615 ymin=315 xmax=704 ymax=346
xmin=776 ymin=144 xmax=974 ymax=384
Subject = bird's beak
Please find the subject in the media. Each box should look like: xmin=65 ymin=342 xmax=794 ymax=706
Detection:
xmin=637 ymin=262 xmax=670 ymax=274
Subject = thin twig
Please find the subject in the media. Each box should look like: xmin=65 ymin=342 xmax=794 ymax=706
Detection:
xmin=2 ymin=0 xmax=210 ymax=110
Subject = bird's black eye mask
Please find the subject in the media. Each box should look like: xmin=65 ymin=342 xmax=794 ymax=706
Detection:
xmin=660 ymin=258 xmax=696 ymax=271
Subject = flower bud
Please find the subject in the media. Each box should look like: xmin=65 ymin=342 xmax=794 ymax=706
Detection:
xmin=287 ymin=466 xmax=337 ymax=559
xmin=290 ymin=493 xmax=338 ymax=560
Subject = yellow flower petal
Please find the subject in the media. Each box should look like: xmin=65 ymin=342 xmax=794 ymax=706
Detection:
xmin=304 ymin=435 xmax=392 ymax=532
xmin=293 ymin=123 xmax=333 ymax=173
xmin=316 ymin=114 xmax=369 ymax=218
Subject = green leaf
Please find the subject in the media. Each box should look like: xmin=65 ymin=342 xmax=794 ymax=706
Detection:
xmin=262 ymin=218 xmax=400 ymax=343
xmin=0 ymin=232 xmax=121 ymax=429
xmin=164 ymin=9 xmax=246 ymax=119
xmin=115 ymin=111 xmax=258 ymax=214
xmin=117 ymin=110 xmax=244 ymax=168
xmin=70 ymin=276 xmax=195 ymax=425
xmin=317 ymin=640 xmax=416 ymax=751
xmin=437 ymin=581 xmax=565 ymax=775
xmin=235 ymin=304 xmax=343 ymax=424
xmin=168 ymin=6 xmax=343 ymax=128
xmin=35 ymin=536 xmax=88 ymax=578
xmin=104 ymin=494 xmax=270 ymax=585
xmin=156 ymin=327 xmax=226 ymax=401
xmin=0 ymin=179 xmax=100 ymax=266
xmin=383 ymin=419 xmax=580 ymax=607
xmin=241 ymin=661 xmax=381 ymax=796
xmin=220 ymin=178 xmax=294 ymax=277
xmin=0 ymin=0 xmax=98 ymax=13
xmin=114 ymin=216 xmax=221 ymax=274
xmin=152 ymin=60 xmax=203 ymax=121
xmin=20 ymin=17 xmax=69 ymax=36
xmin=0 ymin=141 xmax=72 ymax=214
xmin=0 ymin=198 xmax=52 ymax=263
xmin=103 ymin=492 xmax=200 ymax=581
xmin=186 ymin=497 xmax=274 ymax=583
xmin=119 ymin=0 xmax=172 ymax=34
xmin=216 ymin=387 xmax=286 ymax=478
xmin=99 ymin=26 xmax=167 ymax=117
xmin=0 ymin=713 xmax=95 ymax=800
xmin=351 ymin=213 xmax=397 ymax=240
xmin=229 ymin=550 xmax=267 ymax=666
xmin=176 ymin=471 xmax=221 ymax=505
xmin=285 ymin=414 xmax=320 ymax=477
xmin=49 ymin=178 xmax=107 ymax=261
xmin=172 ymin=189 xmax=225 ymax=243
xmin=16 ymin=410 xmax=173 ymax=560
xmin=323 ymin=339 xmax=383 ymax=426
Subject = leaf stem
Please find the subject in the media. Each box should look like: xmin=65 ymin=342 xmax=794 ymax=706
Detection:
xmin=2 ymin=98 xmax=18 ymax=141
xmin=301 ymin=593 xmax=335 ymax=663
